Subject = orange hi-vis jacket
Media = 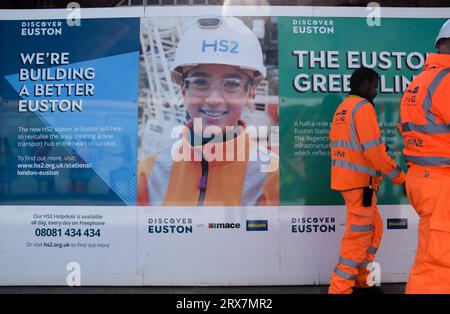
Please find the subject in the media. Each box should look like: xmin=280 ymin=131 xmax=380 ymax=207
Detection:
xmin=330 ymin=95 xmax=405 ymax=190
xmin=399 ymin=53 xmax=450 ymax=168
xmin=137 ymin=120 xmax=280 ymax=206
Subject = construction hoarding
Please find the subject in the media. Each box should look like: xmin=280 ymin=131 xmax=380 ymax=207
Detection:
xmin=0 ymin=6 xmax=448 ymax=285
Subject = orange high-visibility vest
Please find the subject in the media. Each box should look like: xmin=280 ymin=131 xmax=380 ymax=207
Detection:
xmin=137 ymin=120 xmax=280 ymax=206
xmin=330 ymin=95 xmax=405 ymax=190
xmin=399 ymin=53 xmax=450 ymax=168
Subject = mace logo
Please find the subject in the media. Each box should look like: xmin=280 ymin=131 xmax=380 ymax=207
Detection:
xmin=246 ymin=220 xmax=268 ymax=231
xmin=387 ymin=218 xmax=408 ymax=230
xmin=208 ymin=223 xmax=241 ymax=229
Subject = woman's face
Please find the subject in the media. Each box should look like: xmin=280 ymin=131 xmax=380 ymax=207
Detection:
xmin=181 ymin=64 xmax=256 ymax=131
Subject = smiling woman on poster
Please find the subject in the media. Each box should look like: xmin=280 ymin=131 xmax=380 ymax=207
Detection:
xmin=137 ymin=16 xmax=279 ymax=206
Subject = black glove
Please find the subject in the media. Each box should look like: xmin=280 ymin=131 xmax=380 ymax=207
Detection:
xmin=402 ymin=182 xmax=407 ymax=196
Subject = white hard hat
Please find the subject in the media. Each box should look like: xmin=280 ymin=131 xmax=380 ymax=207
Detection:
xmin=435 ymin=19 xmax=450 ymax=47
xmin=171 ymin=16 xmax=266 ymax=85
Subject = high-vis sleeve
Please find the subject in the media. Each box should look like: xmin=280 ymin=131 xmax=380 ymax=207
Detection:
xmin=432 ymin=74 xmax=450 ymax=125
xmin=354 ymin=103 xmax=405 ymax=185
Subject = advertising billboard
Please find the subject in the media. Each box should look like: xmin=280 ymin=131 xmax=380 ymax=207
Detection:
xmin=0 ymin=6 xmax=448 ymax=285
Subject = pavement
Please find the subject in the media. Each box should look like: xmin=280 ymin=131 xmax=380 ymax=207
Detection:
xmin=0 ymin=283 xmax=406 ymax=294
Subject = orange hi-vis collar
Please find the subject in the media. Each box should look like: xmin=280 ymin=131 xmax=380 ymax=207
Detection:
xmin=424 ymin=53 xmax=450 ymax=70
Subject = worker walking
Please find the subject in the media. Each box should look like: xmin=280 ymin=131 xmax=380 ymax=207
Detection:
xmin=329 ymin=67 xmax=406 ymax=294
xmin=399 ymin=19 xmax=450 ymax=294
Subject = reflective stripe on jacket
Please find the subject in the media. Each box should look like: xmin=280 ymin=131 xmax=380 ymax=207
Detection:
xmin=399 ymin=53 xmax=450 ymax=168
xmin=330 ymin=95 xmax=405 ymax=190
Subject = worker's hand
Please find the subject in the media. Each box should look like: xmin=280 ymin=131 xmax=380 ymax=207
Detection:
xmin=402 ymin=182 xmax=407 ymax=196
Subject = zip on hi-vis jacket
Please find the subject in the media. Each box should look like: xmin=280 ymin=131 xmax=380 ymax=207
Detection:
xmin=197 ymin=158 xmax=209 ymax=206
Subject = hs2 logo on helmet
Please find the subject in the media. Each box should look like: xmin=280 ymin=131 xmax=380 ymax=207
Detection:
xmin=202 ymin=39 xmax=239 ymax=54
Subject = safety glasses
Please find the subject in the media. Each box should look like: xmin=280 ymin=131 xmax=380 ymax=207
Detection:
xmin=183 ymin=76 xmax=252 ymax=98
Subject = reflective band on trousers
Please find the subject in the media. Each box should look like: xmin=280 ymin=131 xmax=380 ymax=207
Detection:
xmin=339 ymin=257 xmax=361 ymax=268
xmin=387 ymin=166 xmax=402 ymax=179
xmin=404 ymin=155 xmax=450 ymax=166
xmin=350 ymin=224 xmax=373 ymax=232
xmin=368 ymin=246 xmax=378 ymax=254
xmin=334 ymin=267 xmax=356 ymax=280
xmin=332 ymin=159 xmax=382 ymax=177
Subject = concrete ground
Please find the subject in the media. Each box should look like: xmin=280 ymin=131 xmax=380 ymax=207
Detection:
xmin=0 ymin=283 xmax=406 ymax=294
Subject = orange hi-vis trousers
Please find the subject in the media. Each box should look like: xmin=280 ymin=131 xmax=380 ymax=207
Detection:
xmin=405 ymin=165 xmax=450 ymax=294
xmin=329 ymin=188 xmax=382 ymax=294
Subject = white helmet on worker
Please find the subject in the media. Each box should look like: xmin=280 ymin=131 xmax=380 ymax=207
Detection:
xmin=435 ymin=19 xmax=450 ymax=47
xmin=171 ymin=16 xmax=266 ymax=85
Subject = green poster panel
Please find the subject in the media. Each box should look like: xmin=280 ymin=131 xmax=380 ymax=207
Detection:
xmin=278 ymin=17 xmax=445 ymax=205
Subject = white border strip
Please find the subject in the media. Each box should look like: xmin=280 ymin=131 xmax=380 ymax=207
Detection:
xmin=144 ymin=5 xmax=450 ymax=18
xmin=313 ymin=6 xmax=450 ymax=18
xmin=1 ymin=6 xmax=449 ymax=20
xmin=144 ymin=5 xmax=315 ymax=17
xmin=0 ymin=7 xmax=144 ymax=20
